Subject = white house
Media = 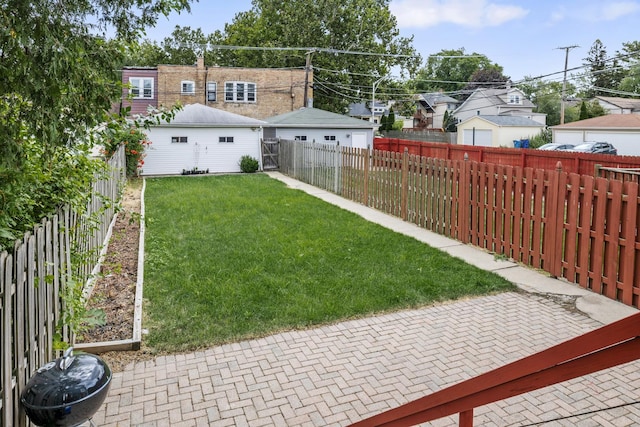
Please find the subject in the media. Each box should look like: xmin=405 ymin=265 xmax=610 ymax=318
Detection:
xmin=413 ymin=92 xmax=461 ymax=130
xmin=594 ymin=96 xmax=640 ymax=115
xmin=454 ymin=87 xmax=546 ymax=126
xmin=142 ymin=103 xmax=266 ymax=175
xmin=264 ymin=107 xmax=377 ymax=149
xmin=456 ymin=115 xmax=545 ymax=147
xmin=551 ymin=114 xmax=640 ymax=156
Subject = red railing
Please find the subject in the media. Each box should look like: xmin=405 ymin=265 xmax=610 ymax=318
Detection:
xmin=349 ymin=311 xmax=640 ymax=426
xmin=374 ymin=137 xmax=640 ymax=176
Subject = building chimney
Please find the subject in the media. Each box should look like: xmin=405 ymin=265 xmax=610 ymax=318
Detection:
xmin=197 ymin=56 xmax=204 ymax=70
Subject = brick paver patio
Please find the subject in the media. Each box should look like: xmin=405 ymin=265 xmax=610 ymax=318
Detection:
xmin=90 ymin=292 xmax=640 ymax=426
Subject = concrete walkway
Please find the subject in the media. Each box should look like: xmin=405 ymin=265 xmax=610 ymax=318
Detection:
xmin=91 ymin=172 xmax=639 ymax=426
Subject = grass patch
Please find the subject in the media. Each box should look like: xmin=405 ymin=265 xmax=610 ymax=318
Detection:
xmin=143 ymin=174 xmax=514 ymax=352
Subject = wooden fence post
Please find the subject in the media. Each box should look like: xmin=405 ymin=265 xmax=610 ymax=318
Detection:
xmin=401 ymin=148 xmax=409 ymax=221
xmin=544 ymin=161 xmax=565 ymax=277
xmin=459 ymin=153 xmax=471 ymax=243
xmin=363 ymin=148 xmax=370 ymax=206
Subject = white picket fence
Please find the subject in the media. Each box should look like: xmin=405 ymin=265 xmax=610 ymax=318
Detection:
xmin=0 ymin=145 xmax=125 ymax=427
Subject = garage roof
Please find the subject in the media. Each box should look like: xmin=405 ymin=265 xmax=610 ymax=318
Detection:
xmin=157 ymin=103 xmax=266 ymax=127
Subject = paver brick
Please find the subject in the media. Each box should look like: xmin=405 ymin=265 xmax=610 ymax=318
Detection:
xmin=91 ymin=293 xmax=639 ymax=426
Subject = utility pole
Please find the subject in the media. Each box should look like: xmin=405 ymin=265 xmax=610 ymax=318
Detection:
xmin=557 ymin=45 xmax=578 ymax=125
xmin=303 ymin=50 xmax=314 ymax=108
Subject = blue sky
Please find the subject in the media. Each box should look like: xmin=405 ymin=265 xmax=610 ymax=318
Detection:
xmin=145 ymin=0 xmax=640 ymax=85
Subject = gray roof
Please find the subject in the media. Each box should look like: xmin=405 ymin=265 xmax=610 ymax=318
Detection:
xmin=266 ymin=107 xmax=376 ymax=129
xmin=472 ymin=115 xmax=545 ymax=127
xmin=348 ymin=102 xmax=371 ymax=117
xmin=596 ymin=96 xmax=640 ymax=111
xmin=455 ymin=88 xmax=536 ymax=115
xmin=419 ymin=92 xmax=460 ymax=107
xmin=158 ymin=103 xmax=266 ymax=127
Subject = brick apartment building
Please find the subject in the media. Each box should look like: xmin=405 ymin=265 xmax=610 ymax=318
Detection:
xmin=119 ymin=58 xmax=311 ymax=120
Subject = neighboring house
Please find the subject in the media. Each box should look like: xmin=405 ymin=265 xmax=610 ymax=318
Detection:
xmin=593 ymin=96 xmax=640 ymax=115
xmin=348 ymin=101 xmax=389 ymax=124
xmin=118 ymin=58 xmax=310 ymax=120
xmin=453 ymin=86 xmax=546 ymax=126
xmin=551 ymin=114 xmax=640 ymax=156
xmin=142 ymin=103 xmax=266 ymax=175
xmin=157 ymin=58 xmax=309 ymax=119
xmin=119 ymin=67 xmax=158 ymax=116
xmin=264 ymin=107 xmax=377 ymax=149
xmin=456 ymin=115 xmax=545 ymax=147
xmin=413 ymin=92 xmax=461 ymax=130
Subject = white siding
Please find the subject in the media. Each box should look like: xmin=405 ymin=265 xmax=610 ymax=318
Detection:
xmin=584 ymin=131 xmax=640 ymax=156
xmin=274 ymin=128 xmax=374 ymax=148
xmin=142 ymin=127 xmax=262 ymax=175
xmin=553 ymin=130 xmax=586 ymax=145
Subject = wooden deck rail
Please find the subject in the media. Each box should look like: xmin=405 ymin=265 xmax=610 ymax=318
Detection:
xmin=348 ymin=311 xmax=640 ymax=427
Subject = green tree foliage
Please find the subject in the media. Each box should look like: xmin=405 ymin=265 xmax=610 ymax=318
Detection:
xmin=207 ymin=0 xmax=420 ymax=113
xmin=583 ymin=39 xmax=624 ymax=97
xmin=125 ymin=26 xmax=213 ymax=66
xmin=0 ymin=0 xmax=191 ymax=248
xmin=387 ymin=107 xmax=396 ymax=130
xmin=463 ymin=66 xmax=510 ymax=93
xmin=442 ymin=110 xmax=458 ymax=132
xmin=413 ymin=48 xmax=500 ymax=94
xmin=579 ymin=101 xmax=589 ymax=120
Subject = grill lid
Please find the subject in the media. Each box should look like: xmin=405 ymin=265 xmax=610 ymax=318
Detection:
xmin=21 ymin=347 xmax=112 ymax=410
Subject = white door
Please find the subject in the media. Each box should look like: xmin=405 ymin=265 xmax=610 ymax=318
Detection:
xmin=352 ymin=132 xmax=368 ymax=149
xmin=463 ymin=129 xmax=492 ymax=147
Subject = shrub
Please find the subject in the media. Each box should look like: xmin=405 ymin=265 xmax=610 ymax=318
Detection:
xmin=102 ymin=127 xmax=151 ymax=177
xmin=239 ymin=155 xmax=260 ymax=173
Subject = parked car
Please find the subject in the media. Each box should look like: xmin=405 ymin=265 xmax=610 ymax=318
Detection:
xmin=538 ymin=142 xmax=575 ymax=151
xmin=570 ymin=142 xmax=617 ymax=155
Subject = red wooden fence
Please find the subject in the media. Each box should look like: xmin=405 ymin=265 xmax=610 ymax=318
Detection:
xmin=281 ymin=141 xmax=640 ymax=309
xmin=374 ymin=137 xmax=640 ymax=175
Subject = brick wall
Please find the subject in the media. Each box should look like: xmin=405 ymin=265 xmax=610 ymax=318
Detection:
xmin=157 ymin=61 xmax=310 ymax=119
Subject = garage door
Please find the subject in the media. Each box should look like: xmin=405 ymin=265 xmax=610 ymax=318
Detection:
xmin=463 ymin=129 xmax=492 ymax=147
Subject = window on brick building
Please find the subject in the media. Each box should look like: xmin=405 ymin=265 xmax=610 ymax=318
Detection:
xmin=224 ymin=81 xmax=256 ymax=103
xmin=181 ymin=81 xmax=195 ymax=95
xmin=207 ymin=82 xmax=217 ymax=102
xmin=129 ymin=77 xmax=153 ymax=99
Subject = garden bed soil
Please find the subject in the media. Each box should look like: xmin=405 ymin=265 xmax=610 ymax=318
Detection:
xmin=78 ymin=182 xmax=158 ymax=371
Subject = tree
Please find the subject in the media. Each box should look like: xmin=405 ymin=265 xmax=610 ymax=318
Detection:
xmin=387 ymin=107 xmax=396 ymax=131
xmin=579 ymin=101 xmax=589 ymax=120
xmin=125 ymin=26 xmax=218 ymax=67
xmin=463 ymin=66 xmax=510 ymax=93
xmin=0 ymin=0 xmax=191 ymax=246
xmin=442 ymin=110 xmax=458 ymax=132
xmin=583 ymin=39 xmax=624 ymax=97
xmin=211 ymin=0 xmax=420 ymax=113
xmin=412 ymin=48 xmax=500 ymax=94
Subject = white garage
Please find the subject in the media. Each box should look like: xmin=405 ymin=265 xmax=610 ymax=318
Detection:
xmin=263 ymin=107 xmax=376 ymax=148
xmin=142 ymin=103 xmax=266 ymax=176
xmin=456 ymin=115 xmax=544 ymax=148
xmin=552 ymin=114 xmax=640 ymax=156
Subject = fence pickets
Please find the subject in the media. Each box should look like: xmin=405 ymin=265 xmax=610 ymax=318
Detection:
xmin=279 ymin=140 xmax=640 ymax=310
xmin=0 ymin=145 xmax=125 ymax=427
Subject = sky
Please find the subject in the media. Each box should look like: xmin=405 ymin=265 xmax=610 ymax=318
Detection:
xmin=144 ymin=0 xmax=640 ymax=86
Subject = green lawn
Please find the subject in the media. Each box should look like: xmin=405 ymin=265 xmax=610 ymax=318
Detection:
xmin=143 ymin=174 xmax=514 ymax=352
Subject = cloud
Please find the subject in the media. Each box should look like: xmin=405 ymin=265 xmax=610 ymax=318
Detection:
xmin=551 ymin=2 xmax=640 ymax=23
xmin=390 ymin=0 xmax=529 ymax=29
xmin=587 ymin=1 xmax=640 ymax=21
